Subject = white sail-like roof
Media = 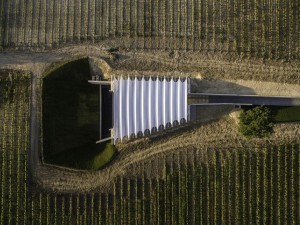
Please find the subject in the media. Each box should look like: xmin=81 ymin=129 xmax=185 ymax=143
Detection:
xmin=113 ymin=76 xmax=189 ymax=143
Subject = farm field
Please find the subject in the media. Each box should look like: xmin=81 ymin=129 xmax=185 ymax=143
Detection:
xmin=0 ymin=0 xmax=299 ymax=60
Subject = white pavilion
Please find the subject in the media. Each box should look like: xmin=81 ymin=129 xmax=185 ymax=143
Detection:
xmin=89 ymin=76 xmax=190 ymax=143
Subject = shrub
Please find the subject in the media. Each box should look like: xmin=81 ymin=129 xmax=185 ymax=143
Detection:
xmin=239 ymin=106 xmax=274 ymax=138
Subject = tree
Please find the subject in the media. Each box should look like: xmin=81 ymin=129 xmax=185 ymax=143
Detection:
xmin=238 ymin=106 xmax=274 ymax=138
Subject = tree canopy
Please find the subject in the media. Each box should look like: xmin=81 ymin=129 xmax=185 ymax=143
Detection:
xmin=239 ymin=106 xmax=274 ymax=138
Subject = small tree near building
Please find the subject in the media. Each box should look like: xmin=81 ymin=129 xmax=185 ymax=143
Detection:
xmin=239 ymin=106 xmax=274 ymax=138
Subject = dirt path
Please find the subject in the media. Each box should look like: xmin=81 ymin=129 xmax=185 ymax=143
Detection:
xmin=1 ymin=46 xmax=300 ymax=84
xmin=2 ymin=46 xmax=300 ymax=193
xmin=191 ymin=79 xmax=300 ymax=97
xmin=111 ymin=50 xmax=300 ymax=84
xmin=32 ymin=114 xmax=300 ymax=193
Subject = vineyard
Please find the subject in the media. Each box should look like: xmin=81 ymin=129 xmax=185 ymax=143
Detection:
xmin=0 ymin=73 xmax=30 ymax=224
xmin=25 ymin=147 xmax=300 ymax=224
xmin=0 ymin=0 xmax=299 ymax=60
xmin=0 ymin=73 xmax=299 ymax=224
xmin=1 ymin=0 xmax=300 ymax=224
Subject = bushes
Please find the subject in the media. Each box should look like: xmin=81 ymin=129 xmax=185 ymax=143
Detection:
xmin=239 ymin=106 xmax=274 ymax=138
xmin=239 ymin=105 xmax=300 ymax=138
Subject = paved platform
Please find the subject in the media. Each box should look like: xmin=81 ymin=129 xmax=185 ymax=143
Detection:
xmin=188 ymin=93 xmax=300 ymax=106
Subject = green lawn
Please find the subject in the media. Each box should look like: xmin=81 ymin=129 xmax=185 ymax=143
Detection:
xmin=242 ymin=106 xmax=300 ymax=123
xmin=46 ymin=141 xmax=117 ymax=170
xmin=271 ymin=106 xmax=300 ymax=123
xmin=42 ymin=58 xmax=116 ymax=170
xmin=42 ymin=58 xmax=100 ymax=156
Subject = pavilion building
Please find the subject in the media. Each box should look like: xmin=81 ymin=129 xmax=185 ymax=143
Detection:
xmin=89 ymin=76 xmax=190 ymax=143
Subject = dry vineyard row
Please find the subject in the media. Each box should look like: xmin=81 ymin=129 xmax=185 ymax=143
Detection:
xmin=0 ymin=0 xmax=299 ymax=60
xmin=21 ymin=146 xmax=300 ymax=224
xmin=0 ymin=74 xmax=30 ymax=225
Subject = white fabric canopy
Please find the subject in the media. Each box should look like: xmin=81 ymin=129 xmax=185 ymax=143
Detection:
xmin=113 ymin=76 xmax=189 ymax=143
